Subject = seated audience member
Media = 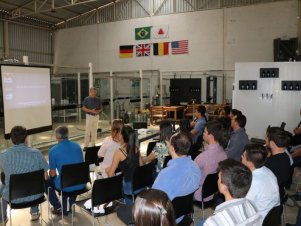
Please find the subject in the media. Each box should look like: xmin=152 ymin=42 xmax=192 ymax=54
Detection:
xmin=225 ymin=114 xmax=249 ymax=161
xmin=177 ymin=118 xmax=192 ymax=133
xmin=194 ymin=121 xmax=227 ymax=202
xmin=106 ymin=125 xmax=143 ymax=204
xmin=292 ymin=109 xmax=301 ymax=146
xmin=0 ymin=126 xmax=49 ymax=223
xmin=95 ymin=119 xmax=123 ymax=178
xmin=242 ymin=144 xmax=280 ymax=219
xmin=152 ymin=132 xmax=201 ymax=222
xmin=203 ymin=159 xmax=261 ymax=226
xmin=133 ymin=189 xmax=176 ymax=226
xmin=286 ymin=206 xmax=301 ymax=226
xmin=265 ymin=127 xmax=291 ymax=202
xmin=191 ymin=105 xmax=207 ymax=144
xmin=46 ymin=126 xmax=85 ymax=216
xmin=229 ymin=109 xmax=242 ymax=120
xmin=143 ymin=121 xmax=172 ymax=174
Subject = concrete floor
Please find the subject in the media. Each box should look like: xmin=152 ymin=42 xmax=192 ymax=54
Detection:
xmin=0 ymin=119 xmax=300 ymax=225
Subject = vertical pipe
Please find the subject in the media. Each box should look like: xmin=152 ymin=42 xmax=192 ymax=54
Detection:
xmin=77 ymin=72 xmax=82 ymax=121
xmin=159 ymin=70 xmax=163 ymax=106
xmin=110 ymin=71 xmax=114 ymax=122
xmin=89 ymin=62 xmax=93 ymax=88
xmin=140 ymin=70 xmax=143 ymax=111
xmin=4 ymin=21 xmax=9 ymax=57
xmin=298 ymin=0 xmax=301 ymax=56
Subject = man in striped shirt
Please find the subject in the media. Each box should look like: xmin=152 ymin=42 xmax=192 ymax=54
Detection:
xmin=203 ymin=159 xmax=261 ymax=226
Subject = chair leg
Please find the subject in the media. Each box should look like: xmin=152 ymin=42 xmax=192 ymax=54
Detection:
xmin=0 ymin=198 xmax=5 ymax=226
xmin=202 ymin=201 xmax=204 ymax=220
xmin=92 ymin=211 xmax=95 ymax=226
xmin=61 ymin=192 xmax=64 ymax=225
xmin=71 ymin=204 xmax=75 ymax=226
xmin=9 ymin=205 xmax=11 ymax=226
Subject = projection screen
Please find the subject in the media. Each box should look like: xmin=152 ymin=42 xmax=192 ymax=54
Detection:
xmin=0 ymin=65 xmax=52 ymax=139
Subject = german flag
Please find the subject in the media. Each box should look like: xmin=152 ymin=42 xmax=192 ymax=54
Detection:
xmin=120 ymin=45 xmax=134 ymax=58
xmin=153 ymin=42 xmax=169 ymax=56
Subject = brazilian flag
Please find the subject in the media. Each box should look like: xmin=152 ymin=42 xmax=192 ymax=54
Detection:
xmin=135 ymin=26 xmax=151 ymax=40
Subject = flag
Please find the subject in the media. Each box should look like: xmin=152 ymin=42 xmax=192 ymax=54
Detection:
xmin=135 ymin=26 xmax=151 ymax=40
xmin=171 ymin=40 xmax=189 ymax=54
xmin=152 ymin=25 xmax=169 ymax=39
xmin=153 ymin=42 xmax=169 ymax=56
xmin=119 ymin=45 xmax=134 ymax=58
xmin=136 ymin=44 xmax=151 ymax=57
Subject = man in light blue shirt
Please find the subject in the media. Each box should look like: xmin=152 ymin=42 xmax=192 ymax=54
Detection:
xmin=46 ymin=126 xmax=85 ymax=216
xmin=0 ymin=126 xmax=49 ymax=223
xmin=191 ymin=105 xmax=207 ymax=144
xmin=153 ymin=132 xmax=201 ymax=222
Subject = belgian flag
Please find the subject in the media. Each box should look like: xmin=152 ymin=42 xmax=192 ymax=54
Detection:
xmin=119 ymin=45 xmax=134 ymax=58
xmin=153 ymin=42 xmax=169 ymax=56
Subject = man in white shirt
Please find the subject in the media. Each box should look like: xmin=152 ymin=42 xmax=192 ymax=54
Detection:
xmin=242 ymin=144 xmax=280 ymax=220
xmin=204 ymin=159 xmax=261 ymax=226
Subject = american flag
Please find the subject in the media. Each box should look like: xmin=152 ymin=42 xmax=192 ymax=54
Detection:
xmin=136 ymin=44 xmax=151 ymax=57
xmin=171 ymin=40 xmax=189 ymax=54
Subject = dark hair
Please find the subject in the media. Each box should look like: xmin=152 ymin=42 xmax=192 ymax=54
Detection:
xmin=217 ymin=117 xmax=231 ymax=131
xmin=121 ymin=125 xmax=138 ymax=167
xmin=55 ymin=126 xmax=69 ymax=139
xmin=170 ymin=132 xmax=191 ymax=156
xmin=205 ymin=121 xmax=226 ymax=145
xmin=235 ymin=114 xmax=247 ymax=128
xmin=223 ymin=106 xmax=231 ymax=116
xmin=230 ymin=109 xmax=242 ymax=118
xmin=10 ymin=126 xmax=27 ymax=145
xmin=245 ymin=144 xmax=268 ymax=168
xmin=266 ymin=126 xmax=289 ymax=148
xmin=179 ymin=119 xmax=191 ymax=133
xmin=197 ymin=105 xmax=206 ymax=117
xmin=159 ymin=121 xmax=173 ymax=142
xmin=133 ymin=189 xmax=176 ymax=226
xmin=111 ymin=119 xmax=124 ymax=140
xmin=219 ymin=159 xmax=252 ymax=198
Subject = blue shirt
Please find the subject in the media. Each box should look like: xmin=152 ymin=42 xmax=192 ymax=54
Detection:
xmin=152 ymin=156 xmax=201 ymax=221
xmin=0 ymin=144 xmax=49 ymax=202
xmin=193 ymin=118 xmax=206 ymax=143
xmin=49 ymin=140 xmax=85 ymax=192
xmin=82 ymin=96 xmax=102 ymax=110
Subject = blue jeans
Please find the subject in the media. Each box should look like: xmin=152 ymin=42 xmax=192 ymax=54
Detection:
xmin=45 ymin=179 xmax=76 ymax=216
xmin=296 ymin=207 xmax=301 ymax=226
xmin=0 ymin=184 xmax=39 ymax=222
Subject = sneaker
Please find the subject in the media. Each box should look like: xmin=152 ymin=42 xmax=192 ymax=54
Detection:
xmin=31 ymin=213 xmax=40 ymax=221
xmin=51 ymin=208 xmax=62 ymax=215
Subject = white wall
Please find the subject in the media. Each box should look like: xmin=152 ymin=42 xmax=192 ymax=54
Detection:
xmin=54 ymin=0 xmax=298 ymax=102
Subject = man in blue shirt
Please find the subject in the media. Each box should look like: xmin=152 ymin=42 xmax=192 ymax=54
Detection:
xmin=191 ymin=105 xmax=207 ymax=144
xmin=153 ymin=132 xmax=201 ymax=222
xmin=46 ymin=126 xmax=85 ymax=216
xmin=0 ymin=126 xmax=49 ymax=223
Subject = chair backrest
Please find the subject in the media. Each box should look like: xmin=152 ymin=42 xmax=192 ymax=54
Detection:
xmin=84 ymin=146 xmax=101 ymax=165
xmin=202 ymin=172 xmax=219 ymax=200
xmin=61 ymin=162 xmax=90 ymax=190
xmin=132 ymin=163 xmax=155 ymax=192
xmin=133 ymin=122 xmax=147 ymax=130
xmin=262 ymin=205 xmax=282 ymax=226
xmin=9 ymin=169 xmax=45 ymax=201
xmin=163 ymin=155 xmax=172 ymax=168
xmin=172 ymin=193 xmax=194 ymax=219
xmin=92 ymin=173 xmax=123 ymax=207
xmin=146 ymin=141 xmax=157 ymax=156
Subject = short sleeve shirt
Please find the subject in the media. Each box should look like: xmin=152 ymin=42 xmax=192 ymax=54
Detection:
xmin=0 ymin=144 xmax=49 ymax=202
xmin=193 ymin=118 xmax=206 ymax=143
xmin=82 ymin=96 xmax=102 ymax=110
xmin=49 ymin=140 xmax=85 ymax=192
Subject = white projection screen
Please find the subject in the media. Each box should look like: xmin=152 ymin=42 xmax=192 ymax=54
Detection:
xmin=0 ymin=65 xmax=52 ymax=139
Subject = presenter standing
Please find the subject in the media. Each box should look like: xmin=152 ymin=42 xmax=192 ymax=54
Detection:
xmin=82 ymin=87 xmax=102 ymax=149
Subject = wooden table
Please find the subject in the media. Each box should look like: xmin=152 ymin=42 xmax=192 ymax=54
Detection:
xmin=163 ymin=106 xmax=186 ymax=121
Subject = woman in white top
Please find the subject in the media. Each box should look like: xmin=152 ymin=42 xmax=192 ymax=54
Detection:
xmin=95 ymin=119 xmax=124 ymax=178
